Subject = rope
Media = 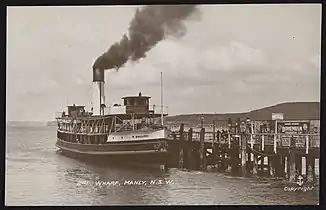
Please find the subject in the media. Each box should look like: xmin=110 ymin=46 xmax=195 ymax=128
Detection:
xmin=247 ymin=145 xmax=279 ymax=157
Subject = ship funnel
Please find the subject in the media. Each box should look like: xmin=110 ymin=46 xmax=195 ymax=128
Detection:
xmin=92 ymin=68 xmax=105 ymax=115
xmin=93 ymin=68 xmax=105 ymax=82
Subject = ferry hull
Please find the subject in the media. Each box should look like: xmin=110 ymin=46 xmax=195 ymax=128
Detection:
xmin=55 ymin=138 xmax=171 ymax=168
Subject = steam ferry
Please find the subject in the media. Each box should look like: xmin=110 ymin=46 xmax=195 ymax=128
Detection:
xmin=55 ymin=69 xmax=170 ymax=169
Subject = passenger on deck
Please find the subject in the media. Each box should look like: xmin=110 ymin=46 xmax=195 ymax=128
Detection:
xmin=216 ymin=130 xmax=221 ymax=142
xmin=140 ymin=117 xmax=147 ymax=129
xmin=126 ymin=121 xmax=132 ymax=130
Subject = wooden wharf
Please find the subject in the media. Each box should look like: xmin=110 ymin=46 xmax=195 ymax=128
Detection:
xmin=166 ymin=122 xmax=320 ymax=184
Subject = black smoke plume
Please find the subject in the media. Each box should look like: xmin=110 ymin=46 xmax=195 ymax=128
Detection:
xmin=92 ymin=5 xmax=198 ymax=71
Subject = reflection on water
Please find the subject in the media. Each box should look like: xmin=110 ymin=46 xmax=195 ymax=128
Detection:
xmin=6 ymin=126 xmax=319 ymax=205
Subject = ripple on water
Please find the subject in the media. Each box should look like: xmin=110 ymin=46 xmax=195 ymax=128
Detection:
xmin=5 ymin=126 xmax=319 ymax=205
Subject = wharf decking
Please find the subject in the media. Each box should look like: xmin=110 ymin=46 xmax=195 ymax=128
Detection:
xmin=167 ymin=123 xmax=320 ymax=184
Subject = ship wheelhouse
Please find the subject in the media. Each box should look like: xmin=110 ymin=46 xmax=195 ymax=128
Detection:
xmin=108 ymin=92 xmax=167 ymax=117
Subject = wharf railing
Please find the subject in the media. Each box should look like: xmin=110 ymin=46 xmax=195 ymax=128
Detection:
xmin=170 ymin=131 xmax=320 ymax=154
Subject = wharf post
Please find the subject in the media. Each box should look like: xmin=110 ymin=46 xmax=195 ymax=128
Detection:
xmin=199 ymin=127 xmax=206 ymax=170
xmin=212 ymin=120 xmax=218 ymax=168
xmin=240 ymin=133 xmax=247 ymax=177
xmin=288 ymin=136 xmax=297 ymax=183
xmin=252 ymin=153 xmax=258 ymax=177
xmin=240 ymin=121 xmax=247 ymax=177
xmin=187 ymin=128 xmax=193 ymax=170
xmin=178 ymin=124 xmax=185 ymax=169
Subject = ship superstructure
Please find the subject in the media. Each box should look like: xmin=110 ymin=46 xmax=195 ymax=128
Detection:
xmin=55 ymin=69 xmax=170 ymax=167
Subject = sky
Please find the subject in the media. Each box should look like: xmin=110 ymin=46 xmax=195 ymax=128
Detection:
xmin=6 ymin=4 xmax=321 ymax=122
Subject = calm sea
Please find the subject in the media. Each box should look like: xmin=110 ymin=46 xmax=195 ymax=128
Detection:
xmin=5 ymin=125 xmax=319 ymax=205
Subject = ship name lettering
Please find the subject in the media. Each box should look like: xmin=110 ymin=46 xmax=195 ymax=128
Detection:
xmin=135 ymin=135 xmax=149 ymax=138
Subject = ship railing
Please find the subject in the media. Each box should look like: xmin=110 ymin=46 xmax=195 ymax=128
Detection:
xmin=57 ymin=127 xmax=110 ymax=135
xmin=57 ymin=116 xmax=111 ymax=134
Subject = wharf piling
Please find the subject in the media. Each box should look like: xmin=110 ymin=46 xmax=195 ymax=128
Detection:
xmin=240 ymin=132 xmax=247 ymax=177
xmin=187 ymin=128 xmax=193 ymax=170
xmin=199 ymin=127 xmax=206 ymax=170
xmin=167 ymin=119 xmax=320 ymax=184
xmin=178 ymin=124 xmax=185 ymax=169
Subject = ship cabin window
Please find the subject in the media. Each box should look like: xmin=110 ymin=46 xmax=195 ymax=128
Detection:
xmin=124 ymin=99 xmax=134 ymax=106
xmin=137 ymin=98 xmax=142 ymax=106
xmin=124 ymin=97 xmax=149 ymax=107
xmin=138 ymin=98 xmax=148 ymax=106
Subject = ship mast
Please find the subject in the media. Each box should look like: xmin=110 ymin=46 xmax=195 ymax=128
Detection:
xmin=160 ymin=72 xmax=164 ymax=127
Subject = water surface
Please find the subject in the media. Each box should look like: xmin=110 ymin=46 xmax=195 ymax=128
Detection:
xmin=5 ymin=125 xmax=319 ymax=205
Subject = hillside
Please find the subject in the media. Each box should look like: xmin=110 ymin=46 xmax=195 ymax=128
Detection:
xmin=165 ymin=102 xmax=320 ymax=126
xmin=6 ymin=121 xmax=48 ymax=127
xmin=43 ymin=102 xmax=320 ymax=127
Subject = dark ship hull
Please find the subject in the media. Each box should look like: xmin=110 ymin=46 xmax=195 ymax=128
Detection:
xmin=55 ymin=136 xmax=171 ymax=169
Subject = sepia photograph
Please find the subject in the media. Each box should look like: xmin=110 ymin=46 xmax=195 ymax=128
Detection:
xmin=6 ymin=4 xmax=320 ymax=205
